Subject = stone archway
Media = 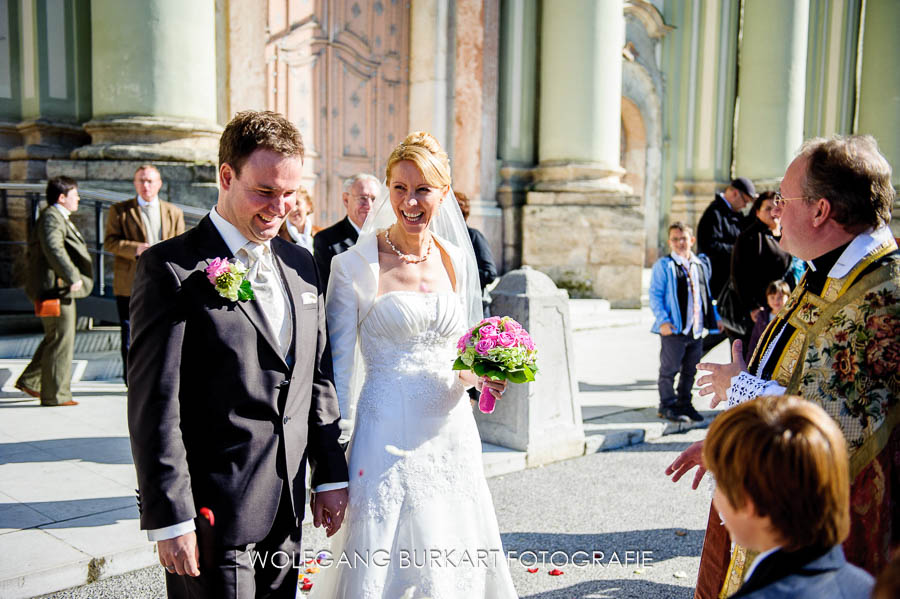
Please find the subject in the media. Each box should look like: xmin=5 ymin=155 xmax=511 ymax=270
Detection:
xmin=622 ymin=60 xmax=663 ymax=265
xmin=621 ymin=96 xmax=647 ymax=212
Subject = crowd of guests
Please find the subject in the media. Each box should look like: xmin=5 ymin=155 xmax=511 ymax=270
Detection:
xmin=656 ymin=135 xmax=899 ymax=599
xmin=650 ymin=177 xmax=805 ymax=423
xmin=15 ymin=164 xmax=499 ymax=404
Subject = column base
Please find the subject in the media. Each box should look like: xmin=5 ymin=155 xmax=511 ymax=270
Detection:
xmin=1 ymin=119 xmax=90 ymax=180
xmin=72 ymin=116 xmax=223 ymax=163
xmin=670 ymin=179 xmax=722 ymax=229
xmin=522 ymin=190 xmax=644 ymax=307
xmin=47 ymin=159 xmax=219 ymax=209
xmin=532 ymin=161 xmax=632 ymax=194
xmin=496 ymin=164 xmax=535 ymax=271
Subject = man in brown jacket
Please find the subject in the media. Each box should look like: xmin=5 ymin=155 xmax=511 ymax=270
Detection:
xmin=104 ymin=165 xmax=184 ymax=383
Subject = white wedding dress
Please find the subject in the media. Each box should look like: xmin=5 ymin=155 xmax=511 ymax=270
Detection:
xmin=310 ymin=291 xmax=518 ymax=599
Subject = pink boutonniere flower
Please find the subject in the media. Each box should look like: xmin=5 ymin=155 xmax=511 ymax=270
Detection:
xmin=205 ymin=257 xmax=255 ymax=302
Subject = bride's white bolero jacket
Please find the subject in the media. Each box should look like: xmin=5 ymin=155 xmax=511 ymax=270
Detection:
xmin=324 ymin=231 xmax=470 ymax=428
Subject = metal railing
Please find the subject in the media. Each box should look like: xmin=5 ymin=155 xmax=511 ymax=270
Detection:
xmin=0 ymin=183 xmax=208 ymax=321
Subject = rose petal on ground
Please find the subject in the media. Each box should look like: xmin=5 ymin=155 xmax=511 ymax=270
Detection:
xmin=674 ymin=530 xmax=687 ymax=536
xmin=305 ymin=567 xmax=319 ymax=574
xmin=548 ymin=568 xmax=564 ymax=576
xmin=633 ymin=569 xmax=644 ymax=574
xmin=527 ymin=567 xmax=539 ymax=573
xmin=301 ymin=582 xmax=313 ymax=591
xmin=673 ymin=570 xmax=688 ymax=578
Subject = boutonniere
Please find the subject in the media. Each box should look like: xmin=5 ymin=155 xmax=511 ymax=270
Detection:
xmin=205 ymin=257 xmax=255 ymax=301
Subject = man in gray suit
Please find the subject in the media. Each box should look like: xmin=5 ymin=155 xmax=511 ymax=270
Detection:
xmin=16 ymin=176 xmax=93 ymax=406
xmin=127 ymin=111 xmax=349 ymax=598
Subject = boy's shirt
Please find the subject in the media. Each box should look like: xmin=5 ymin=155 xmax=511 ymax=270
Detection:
xmin=669 ymin=251 xmax=704 ymax=338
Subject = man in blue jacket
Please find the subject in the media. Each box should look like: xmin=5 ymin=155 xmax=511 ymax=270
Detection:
xmin=649 ymin=222 xmax=721 ymax=422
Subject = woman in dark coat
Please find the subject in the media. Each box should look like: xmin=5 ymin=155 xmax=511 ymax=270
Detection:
xmin=730 ymin=191 xmax=792 ymax=358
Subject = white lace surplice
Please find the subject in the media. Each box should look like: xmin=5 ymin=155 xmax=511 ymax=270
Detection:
xmin=310 ymin=292 xmax=517 ymax=599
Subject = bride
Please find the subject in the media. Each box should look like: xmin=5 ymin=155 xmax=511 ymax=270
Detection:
xmin=310 ymin=132 xmax=518 ymax=598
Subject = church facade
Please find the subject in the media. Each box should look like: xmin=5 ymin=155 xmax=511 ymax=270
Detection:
xmin=1 ymin=0 xmax=898 ymax=306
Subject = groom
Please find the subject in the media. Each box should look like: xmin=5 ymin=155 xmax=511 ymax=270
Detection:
xmin=128 ymin=110 xmax=349 ymax=598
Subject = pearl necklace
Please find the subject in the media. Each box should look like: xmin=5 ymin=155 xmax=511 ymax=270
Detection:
xmin=385 ymin=227 xmax=433 ymax=264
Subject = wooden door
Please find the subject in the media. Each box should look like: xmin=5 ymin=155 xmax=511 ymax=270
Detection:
xmin=266 ymin=0 xmax=410 ymax=226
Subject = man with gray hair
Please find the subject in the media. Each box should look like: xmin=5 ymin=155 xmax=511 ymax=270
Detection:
xmin=313 ymin=173 xmax=381 ymax=291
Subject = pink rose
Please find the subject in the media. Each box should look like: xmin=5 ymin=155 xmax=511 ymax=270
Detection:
xmin=504 ymin=318 xmax=522 ymax=331
xmin=497 ymin=332 xmax=516 ymax=347
xmin=206 ymin=257 xmax=230 ymax=283
xmin=485 ymin=316 xmax=502 ymax=325
xmin=457 ymin=331 xmax=472 ymax=352
xmin=523 ymin=336 xmax=535 ymax=351
xmin=479 ymin=324 xmax=498 ymax=339
xmin=476 ymin=338 xmax=496 ymax=355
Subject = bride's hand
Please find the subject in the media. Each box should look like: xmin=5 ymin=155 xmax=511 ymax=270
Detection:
xmin=477 ymin=376 xmax=507 ymax=401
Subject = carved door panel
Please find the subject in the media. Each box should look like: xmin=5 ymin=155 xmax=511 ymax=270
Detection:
xmin=266 ymin=0 xmax=409 ymax=226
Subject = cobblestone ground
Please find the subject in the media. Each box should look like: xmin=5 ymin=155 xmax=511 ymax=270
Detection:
xmin=40 ymin=428 xmax=711 ymax=599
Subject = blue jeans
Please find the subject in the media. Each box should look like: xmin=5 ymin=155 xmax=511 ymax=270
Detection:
xmin=658 ymin=334 xmax=703 ymax=408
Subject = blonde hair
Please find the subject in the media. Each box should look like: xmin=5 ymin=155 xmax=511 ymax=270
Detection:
xmin=385 ymin=131 xmax=451 ymax=188
xmin=703 ymin=395 xmax=850 ymax=551
xmin=297 ymin=185 xmax=313 ymax=213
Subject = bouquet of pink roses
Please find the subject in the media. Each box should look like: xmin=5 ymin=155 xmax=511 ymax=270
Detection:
xmin=452 ymin=316 xmax=538 ymax=414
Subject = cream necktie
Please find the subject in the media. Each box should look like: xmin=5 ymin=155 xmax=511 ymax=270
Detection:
xmin=239 ymin=243 xmax=291 ymax=354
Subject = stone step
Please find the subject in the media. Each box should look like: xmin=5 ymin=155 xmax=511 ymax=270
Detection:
xmin=0 ymin=328 xmax=121 ymax=360
xmin=0 ymin=351 xmax=122 ymax=392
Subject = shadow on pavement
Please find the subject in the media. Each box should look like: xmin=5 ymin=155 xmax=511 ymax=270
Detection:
xmin=579 ymin=380 xmax=657 ymax=393
xmin=520 ymin=578 xmax=693 ymax=599
xmin=501 ymin=528 xmax=705 ymax=563
xmin=0 ymin=495 xmax=136 ymax=529
xmin=621 ymin=440 xmax=703 ymax=453
xmin=0 ymin=436 xmax=134 ymax=465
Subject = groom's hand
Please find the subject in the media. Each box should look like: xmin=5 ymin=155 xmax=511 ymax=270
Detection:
xmin=158 ymin=532 xmax=201 ymax=577
xmin=312 ymin=488 xmax=349 ymax=537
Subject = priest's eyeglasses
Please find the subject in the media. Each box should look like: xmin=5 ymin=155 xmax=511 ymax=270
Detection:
xmin=773 ymin=192 xmax=806 ymax=207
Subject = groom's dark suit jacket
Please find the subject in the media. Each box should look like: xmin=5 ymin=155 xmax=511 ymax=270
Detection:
xmin=127 ymin=216 xmax=348 ymax=547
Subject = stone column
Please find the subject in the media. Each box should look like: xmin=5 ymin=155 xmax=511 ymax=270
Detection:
xmin=476 ymin=267 xmax=585 ymax=467
xmin=534 ymin=0 xmax=627 ymax=192
xmin=496 ymin=0 xmax=538 ymax=270
xmin=4 ymin=0 xmax=91 ymax=181
xmin=522 ymin=0 xmax=644 ymax=306
xmin=72 ymin=0 xmax=221 ymax=163
xmin=452 ymin=0 xmax=501 ymax=263
xmin=408 ymin=0 xmax=453 ymax=147
xmin=733 ymin=0 xmax=808 ymax=184
xmin=857 ymin=0 xmax=900 ymax=188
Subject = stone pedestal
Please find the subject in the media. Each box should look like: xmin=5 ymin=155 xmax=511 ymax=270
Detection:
xmin=522 ymin=191 xmax=644 ymax=307
xmin=475 ymin=267 xmax=585 ymax=467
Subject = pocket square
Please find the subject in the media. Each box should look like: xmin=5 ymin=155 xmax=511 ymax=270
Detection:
xmin=301 ymin=292 xmax=317 ymax=305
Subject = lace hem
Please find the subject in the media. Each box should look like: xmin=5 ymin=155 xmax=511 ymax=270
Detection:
xmin=726 ymin=372 xmax=787 ymax=407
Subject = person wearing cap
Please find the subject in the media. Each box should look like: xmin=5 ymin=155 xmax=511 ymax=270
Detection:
xmin=697 ymin=177 xmax=755 ymax=352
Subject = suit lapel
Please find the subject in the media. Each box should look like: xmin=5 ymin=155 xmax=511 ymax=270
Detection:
xmin=127 ymin=198 xmax=148 ymax=242
xmin=192 ymin=217 xmax=287 ymax=368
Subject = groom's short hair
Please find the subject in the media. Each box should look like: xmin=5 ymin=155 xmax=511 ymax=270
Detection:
xmin=219 ymin=111 xmax=305 ymax=177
